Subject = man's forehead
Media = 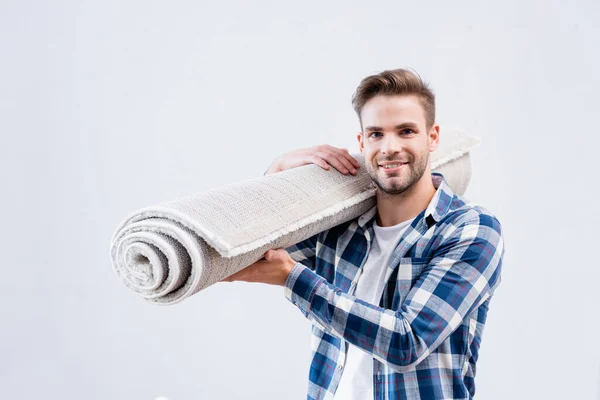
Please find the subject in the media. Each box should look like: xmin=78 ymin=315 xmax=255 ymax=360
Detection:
xmin=361 ymin=95 xmax=426 ymax=127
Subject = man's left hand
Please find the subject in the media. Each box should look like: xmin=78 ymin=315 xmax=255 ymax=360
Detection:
xmin=220 ymin=249 xmax=297 ymax=286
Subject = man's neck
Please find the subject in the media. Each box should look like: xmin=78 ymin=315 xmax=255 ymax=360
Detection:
xmin=375 ymin=171 xmax=437 ymax=227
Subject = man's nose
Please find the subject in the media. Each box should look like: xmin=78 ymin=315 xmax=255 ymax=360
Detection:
xmin=380 ymin=134 xmax=403 ymax=154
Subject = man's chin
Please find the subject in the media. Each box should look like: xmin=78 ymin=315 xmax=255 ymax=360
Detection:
xmin=374 ymin=179 xmax=410 ymax=195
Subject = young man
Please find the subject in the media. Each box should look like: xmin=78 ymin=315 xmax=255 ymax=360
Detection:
xmin=222 ymin=69 xmax=504 ymax=400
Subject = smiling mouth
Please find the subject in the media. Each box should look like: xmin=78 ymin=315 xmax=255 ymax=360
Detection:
xmin=379 ymin=163 xmax=408 ymax=172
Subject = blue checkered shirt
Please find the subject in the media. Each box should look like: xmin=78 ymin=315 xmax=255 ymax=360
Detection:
xmin=284 ymin=172 xmax=504 ymax=400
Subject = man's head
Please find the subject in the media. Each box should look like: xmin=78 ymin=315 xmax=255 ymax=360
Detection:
xmin=353 ymin=69 xmax=440 ymax=196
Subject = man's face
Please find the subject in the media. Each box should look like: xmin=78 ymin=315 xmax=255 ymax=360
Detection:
xmin=356 ymin=94 xmax=439 ymax=195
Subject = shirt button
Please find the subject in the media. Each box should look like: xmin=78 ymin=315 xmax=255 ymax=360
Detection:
xmin=337 ymin=364 xmax=342 ymax=369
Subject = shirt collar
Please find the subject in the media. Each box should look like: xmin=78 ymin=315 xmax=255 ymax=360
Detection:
xmin=357 ymin=172 xmax=454 ymax=229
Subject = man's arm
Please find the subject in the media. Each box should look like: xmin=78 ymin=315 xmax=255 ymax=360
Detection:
xmin=284 ymin=211 xmax=504 ymax=373
xmin=284 ymin=233 xmax=319 ymax=271
xmin=262 ymin=145 xmax=360 ymax=266
xmin=262 ymin=145 xmax=361 ymax=176
xmin=223 ymin=146 xmax=357 ymax=284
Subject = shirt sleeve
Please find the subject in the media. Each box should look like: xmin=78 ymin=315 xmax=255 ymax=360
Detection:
xmin=283 ymin=212 xmax=504 ymax=372
xmin=284 ymin=232 xmax=319 ymax=271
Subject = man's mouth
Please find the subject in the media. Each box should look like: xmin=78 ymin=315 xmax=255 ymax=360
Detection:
xmin=379 ymin=162 xmax=408 ymax=172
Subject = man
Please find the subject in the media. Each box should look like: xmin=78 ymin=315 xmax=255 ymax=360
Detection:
xmin=222 ymin=69 xmax=504 ymax=399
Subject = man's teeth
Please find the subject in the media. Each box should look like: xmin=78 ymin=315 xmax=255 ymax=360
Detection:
xmin=381 ymin=163 xmax=405 ymax=169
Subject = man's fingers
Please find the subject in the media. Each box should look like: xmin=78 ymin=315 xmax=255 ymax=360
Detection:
xmin=336 ymin=147 xmax=361 ymax=169
xmin=308 ymin=155 xmax=331 ymax=170
xmin=223 ymin=266 xmax=249 ymax=282
xmin=220 ymin=251 xmax=291 ymax=286
xmin=324 ymin=146 xmax=360 ymax=172
xmin=314 ymin=151 xmax=349 ymax=174
xmin=316 ymin=151 xmax=356 ymax=175
xmin=346 ymin=152 xmax=361 ymax=169
xmin=335 ymin=152 xmax=358 ymax=174
xmin=223 ymin=258 xmax=267 ymax=283
xmin=277 ymin=145 xmax=359 ymax=175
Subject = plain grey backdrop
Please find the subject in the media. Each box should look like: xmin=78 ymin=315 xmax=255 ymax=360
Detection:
xmin=1 ymin=1 xmax=599 ymax=399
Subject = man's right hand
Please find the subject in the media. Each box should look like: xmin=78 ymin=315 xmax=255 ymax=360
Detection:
xmin=264 ymin=145 xmax=361 ymax=176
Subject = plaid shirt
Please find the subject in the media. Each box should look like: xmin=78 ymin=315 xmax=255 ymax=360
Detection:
xmin=284 ymin=172 xmax=504 ymax=400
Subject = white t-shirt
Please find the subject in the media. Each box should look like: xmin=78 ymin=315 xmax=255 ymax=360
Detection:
xmin=334 ymin=216 xmax=415 ymax=400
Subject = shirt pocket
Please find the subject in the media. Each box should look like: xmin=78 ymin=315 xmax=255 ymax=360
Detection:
xmin=395 ymin=257 xmax=431 ymax=304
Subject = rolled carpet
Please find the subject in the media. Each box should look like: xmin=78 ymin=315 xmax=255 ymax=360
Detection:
xmin=110 ymin=128 xmax=480 ymax=305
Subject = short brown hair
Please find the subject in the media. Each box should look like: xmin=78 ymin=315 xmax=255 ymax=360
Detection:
xmin=351 ymin=68 xmax=435 ymax=129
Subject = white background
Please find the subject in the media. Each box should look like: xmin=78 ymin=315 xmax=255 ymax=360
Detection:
xmin=1 ymin=1 xmax=599 ymax=399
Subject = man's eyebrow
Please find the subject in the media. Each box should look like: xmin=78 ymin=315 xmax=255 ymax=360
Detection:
xmin=395 ymin=122 xmax=418 ymax=129
xmin=364 ymin=122 xmax=418 ymax=131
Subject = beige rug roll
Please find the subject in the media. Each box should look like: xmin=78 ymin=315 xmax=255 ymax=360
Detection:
xmin=110 ymin=128 xmax=479 ymax=305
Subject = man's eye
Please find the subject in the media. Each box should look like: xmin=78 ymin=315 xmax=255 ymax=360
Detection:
xmin=370 ymin=132 xmax=382 ymax=137
xmin=401 ymin=129 xmax=415 ymax=135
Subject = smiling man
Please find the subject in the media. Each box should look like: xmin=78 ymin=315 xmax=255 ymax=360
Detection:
xmin=223 ymin=69 xmax=504 ymax=400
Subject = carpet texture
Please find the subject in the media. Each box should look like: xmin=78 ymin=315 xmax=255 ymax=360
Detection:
xmin=110 ymin=128 xmax=480 ymax=305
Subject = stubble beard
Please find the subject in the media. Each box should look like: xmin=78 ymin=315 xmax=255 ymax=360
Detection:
xmin=367 ymin=151 xmax=429 ymax=196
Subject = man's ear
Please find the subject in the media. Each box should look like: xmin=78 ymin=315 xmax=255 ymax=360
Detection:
xmin=356 ymin=132 xmax=364 ymax=152
xmin=428 ymin=125 xmax=440 ymax=152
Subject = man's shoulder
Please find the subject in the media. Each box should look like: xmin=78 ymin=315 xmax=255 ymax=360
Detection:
xmin=313 ymin=193 xmax=503 ymax=245
xmin=318 ymin=218 xmax=357 ymax=243
xmin=441 ymin=193 xmax=503 ymax=234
